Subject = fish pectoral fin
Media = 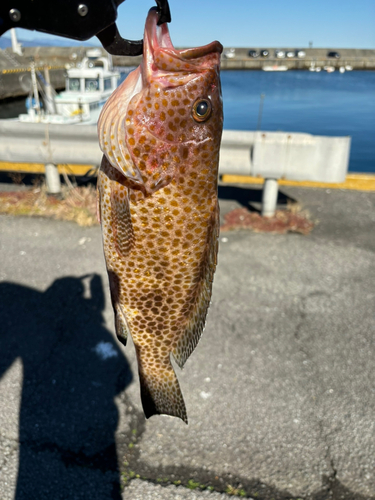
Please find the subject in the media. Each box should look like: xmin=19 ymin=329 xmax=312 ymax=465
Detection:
xmin=110 ymin=182 xmax=134 ymax=258
xmin=137 ymin=352 xmax=188 ymax=424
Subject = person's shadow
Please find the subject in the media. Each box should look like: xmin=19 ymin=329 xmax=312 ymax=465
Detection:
xmin=0 ymin=274 xmax=133 ymax=499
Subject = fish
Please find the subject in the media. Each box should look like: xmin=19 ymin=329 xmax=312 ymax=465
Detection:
xmin=97 ymin=7 xmax=223 ymax=423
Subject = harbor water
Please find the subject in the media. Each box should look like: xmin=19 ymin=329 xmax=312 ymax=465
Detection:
xmin=0 ymin=69 xmax=374 ymax=173
xmin=221 ymin=70 xmax=375 ymax=173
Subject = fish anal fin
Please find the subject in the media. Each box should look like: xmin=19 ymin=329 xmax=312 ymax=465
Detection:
xmin=172 ymin=202 xmax=220 ymax=368
xmin=137 ymin=350 xmax=188 ymax=424
xmin=110 ymin=182 xmax=134 ymax=258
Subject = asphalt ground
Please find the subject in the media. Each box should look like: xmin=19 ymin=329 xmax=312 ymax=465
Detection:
xmin=0 ymin=183 xmax=374 ymax=499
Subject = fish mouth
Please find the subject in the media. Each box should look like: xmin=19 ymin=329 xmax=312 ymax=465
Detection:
xmin=143 ymin=7 xmax=223 ymax=76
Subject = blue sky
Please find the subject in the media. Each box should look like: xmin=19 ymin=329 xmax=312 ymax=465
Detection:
xmin=9 ymin=0 xmax=375 ymax=48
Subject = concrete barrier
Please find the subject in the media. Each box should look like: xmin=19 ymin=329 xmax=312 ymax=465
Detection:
xmin=252 ymin=131 xmax=350 ymax=183
xmin=0 ymin=120 xmax=102 ymax=165
xmin=219 ymin=130 xmax=255 ymax=176
xmin=0 ymin=121 xmax=351 ymax=214
xmin=220 ymin=129 xmax=351 ymax=216
xmin=220 ymin=130 xmax=350 ymax=182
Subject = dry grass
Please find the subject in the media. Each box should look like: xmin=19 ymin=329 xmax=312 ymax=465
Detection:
xmin=1 ymin=182 xmax=314 ymax=235
xmin=0 ymin=184 xmax=98 ymax=226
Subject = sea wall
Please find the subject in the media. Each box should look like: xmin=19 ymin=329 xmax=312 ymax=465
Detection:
xmin=0 ymin=48 xmax=67 ymax=99
xmin=220 ymin=47 xmax=375 ymax=70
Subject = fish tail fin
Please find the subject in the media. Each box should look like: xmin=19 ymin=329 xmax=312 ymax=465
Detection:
xmin=137 ymin=352 xmax=188 ymax=424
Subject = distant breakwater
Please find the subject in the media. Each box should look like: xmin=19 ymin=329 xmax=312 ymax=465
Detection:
xmin=1 ymin=46 xmax=374 ymax=99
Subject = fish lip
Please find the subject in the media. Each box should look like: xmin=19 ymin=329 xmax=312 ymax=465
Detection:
xmin=145 ymin=8 xmax=174 ymax=52
xmin=144 ymin=8 xmax=223 ymax=66
xmin=178 ymin=42 xmax=223 ymax=59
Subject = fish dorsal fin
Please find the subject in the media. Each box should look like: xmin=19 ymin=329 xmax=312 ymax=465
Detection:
xmin=172 ymin=203 xmax=220 ymax=368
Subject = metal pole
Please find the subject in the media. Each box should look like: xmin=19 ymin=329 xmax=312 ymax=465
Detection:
xmin=257 ymin=93 xmax=265 ymax=131
xmin=45 ymin=163 xmax=61 ymax=195
xmin=30 ymin=62 xmax=41 ymax=120
xmin=261 ymin=178 xmax=278 ymax=217
xmin=44 ymin=66 xmax=57 ymax=114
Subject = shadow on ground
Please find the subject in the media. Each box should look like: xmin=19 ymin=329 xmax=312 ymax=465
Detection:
xmin=0 ymin=172 xmax=97 ymax=189
xmin=0 ymin=274 xmax=133 ymax=500
xmin=218 ymin=184 xmax=296 ymax=212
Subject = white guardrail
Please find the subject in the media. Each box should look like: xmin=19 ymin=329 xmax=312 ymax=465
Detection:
xmin=0 ymin=120 xmax=102 ymax=165
xmin=0 ymin=121 xmax=351 ymax=216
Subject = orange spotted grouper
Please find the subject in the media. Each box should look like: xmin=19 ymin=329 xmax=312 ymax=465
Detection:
xmin=97 ymin=8 xmax=223 ymax=423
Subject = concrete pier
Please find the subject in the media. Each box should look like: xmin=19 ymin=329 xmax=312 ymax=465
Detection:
xmin=0 ymin=184 xmax=374 ymax=499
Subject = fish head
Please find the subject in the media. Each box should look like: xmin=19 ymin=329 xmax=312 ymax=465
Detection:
xmin=98 ymin=8 xmax=223 ymax=195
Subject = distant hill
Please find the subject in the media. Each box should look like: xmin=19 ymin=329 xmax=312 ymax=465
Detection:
xmin=0 ymin=35 xmax=97 ymax=49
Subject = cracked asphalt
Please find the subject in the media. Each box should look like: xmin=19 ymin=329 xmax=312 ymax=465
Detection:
xmin=0 ymin=183 xmax=374 ymax=499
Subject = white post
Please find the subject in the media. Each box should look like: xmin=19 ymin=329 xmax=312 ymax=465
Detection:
xmin=261 ymin=178 xmax=278 ymax=217
xmin=45 ymin=163 xmax=61 ymax=195
xmin=44 ymin=66 xmax=57 ymax=114
xmin=10 ymin=29 xmax=22 ymax=56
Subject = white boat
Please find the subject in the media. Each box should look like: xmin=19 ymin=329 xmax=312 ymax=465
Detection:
xmin=262 ymin=65 xmax=288 ymax=71
xmin=324 ymin=66 xmax=335 ymax=73
xmin=339 ymin=67 xmax=346 ymax=73
xmin=19 ymin=49 xmax=120 ymax=125
xmin=345 ymin=65 xmax=353 ymax=71
xmin=223 ymin=48 xmax=236 ymax=59
xmin=309 ymin=62 xmax=322 ymax=73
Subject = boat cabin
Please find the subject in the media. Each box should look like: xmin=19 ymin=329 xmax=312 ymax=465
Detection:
xmin=18 ymin=49 xmax=120 ymax=125
xmin=65 ymin=55 xmax=119 ymax=95
xmin=54 ymin=50 xmax=120 ymax=124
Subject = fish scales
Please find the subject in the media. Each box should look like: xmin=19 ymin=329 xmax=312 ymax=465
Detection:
xmin=97 ymin=8 xmax=223 ymax=423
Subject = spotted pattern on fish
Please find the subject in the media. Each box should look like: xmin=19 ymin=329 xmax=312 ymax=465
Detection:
xmin=97 ymin=8 xmax=223 ymax=423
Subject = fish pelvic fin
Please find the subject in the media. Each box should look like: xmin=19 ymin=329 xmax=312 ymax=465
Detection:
xmin=114 ymin=304 xmax=130 ymax=347
xmin=172 ymin=202 xmax=220 ymax=369
xmin=137 ymin=350 xmax=188 ymax=424
xmin=107 ymin=271 xmax=130 ymax=346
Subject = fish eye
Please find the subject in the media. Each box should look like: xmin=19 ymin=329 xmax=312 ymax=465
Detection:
xmin=192 ymin=98 xmax=212 ymax=122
